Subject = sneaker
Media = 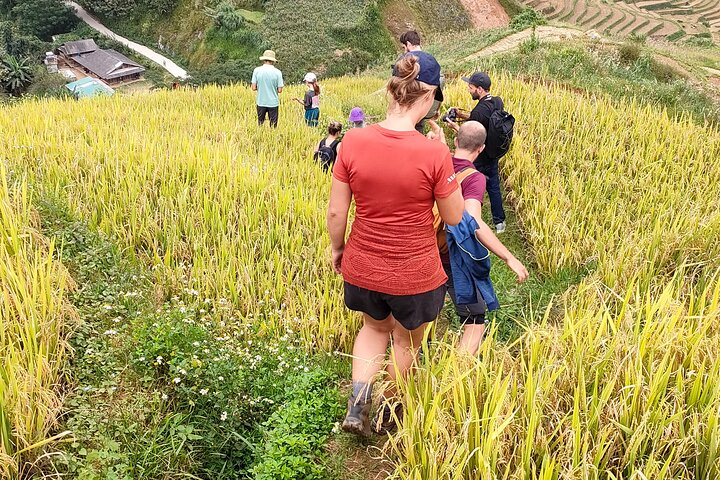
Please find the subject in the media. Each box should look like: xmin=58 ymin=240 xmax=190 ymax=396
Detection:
xmin=341 ymin=397 xmax=372 ymax=437
xmin=495 ymin=222 xmax=506 ymax=234
xmin=371 ymin=402 xmax=403 ymax=435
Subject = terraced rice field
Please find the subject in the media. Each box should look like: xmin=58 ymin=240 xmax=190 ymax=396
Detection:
xmin=520 ymin=0 xmax=720 ymax=40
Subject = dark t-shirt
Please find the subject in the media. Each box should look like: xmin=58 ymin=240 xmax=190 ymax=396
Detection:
xmin=318 ymin=136 xmax=340 ymax=155
xmin=469 ymin=95 xmax=504 ymax=171
xmin=303 ymin=89 xmax=319 ymax=110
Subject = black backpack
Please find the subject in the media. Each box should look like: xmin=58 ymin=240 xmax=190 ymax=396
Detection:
xmin=484 ymin=99 xmax=515 ymax=159
xmin=314 ymin=138 xmax=340 ymax=172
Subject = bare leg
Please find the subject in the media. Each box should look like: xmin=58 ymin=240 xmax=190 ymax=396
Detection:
xmin=385 ymin=321 xmax=430 ymax=396
xmin=343 ymin=313 xmax=396 ymax=436
xmin=352 ymin=313 xmax=396 ymax=385
xmin=370 ymin=321 xmax=430 ymax=434
xmin=459 ymin=324 xmax=486 ymax=356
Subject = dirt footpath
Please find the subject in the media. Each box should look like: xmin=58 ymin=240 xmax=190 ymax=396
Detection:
xmin=459 ymin=0 xmax=510 ymax=29
xmin=464 ymin=26 xmax=584 ymax=61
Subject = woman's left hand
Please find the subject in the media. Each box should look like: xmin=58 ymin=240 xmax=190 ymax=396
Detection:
xmin=331 ymin=246 xmax=344 ymax=274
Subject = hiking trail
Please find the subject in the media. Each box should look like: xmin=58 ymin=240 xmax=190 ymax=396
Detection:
xmin=65 ymin=1 xmax=189 ymax=79
xmin=464 ymin=26 xmax=584 ymax=61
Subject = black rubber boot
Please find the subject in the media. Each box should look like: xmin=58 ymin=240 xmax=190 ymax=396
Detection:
xmin=371 ymin=401 xmax=403 ymax=435
xmin=342 ymin=397 xmax=372 ymax=437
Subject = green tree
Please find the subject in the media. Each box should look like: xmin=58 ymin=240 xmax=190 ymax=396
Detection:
xmin=82 ymin=0 xmax=136 ymax=17
xmin=509 ymin=8 xmax=547 ymax=31
xmin=11 ymin=0 xmax=78 ymax=40
xmin=1 ymin=55 xmax=33 ymax=96
xmin=146 ymin=0 xmax=179 ymax=15
xmin=26 ymin=66 xmax=69 ymax=98
xmin=0 ymin=0 xmax=15 ymax=14
xmin=205 ymin=1 xmax=246 ymax=31
xmin=0 ymin=21 xmax=47 ymax=60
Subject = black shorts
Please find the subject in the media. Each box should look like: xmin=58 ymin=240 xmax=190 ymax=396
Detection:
xmin=443 ymin=263 xmax=487 ymax=325
xmin=343 ymin=282 xmax=446 ymax=331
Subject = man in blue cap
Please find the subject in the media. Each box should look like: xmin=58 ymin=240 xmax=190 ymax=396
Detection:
xmin=447 ymin=72 xmax=507 ymax=233
xmin=395 ymin=30 xmax=445 ymax=132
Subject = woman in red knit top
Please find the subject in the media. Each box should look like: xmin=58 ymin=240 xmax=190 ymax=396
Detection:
xmin=327 ymin=52 xmax=464 ymax=436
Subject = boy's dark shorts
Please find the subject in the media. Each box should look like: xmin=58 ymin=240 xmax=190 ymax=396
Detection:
xmin=343 ymin=282 xmax=446 ymax=331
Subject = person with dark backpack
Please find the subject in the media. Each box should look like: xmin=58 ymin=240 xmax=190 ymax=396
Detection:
xmin=447 ymin=72 xmax=514 ymax=233
xmin=313 ymin=121 xmax=342 ymax=172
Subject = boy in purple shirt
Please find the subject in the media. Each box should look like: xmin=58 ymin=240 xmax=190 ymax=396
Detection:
xmin=430 ymin=120 xmax=528 ymax=354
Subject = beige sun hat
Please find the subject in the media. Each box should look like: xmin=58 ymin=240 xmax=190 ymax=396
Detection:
xmin=259 ymin=50 xmax=277 ymax=62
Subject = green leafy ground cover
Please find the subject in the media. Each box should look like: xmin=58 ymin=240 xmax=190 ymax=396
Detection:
xmin=37 ymin=197 xmax=345 ymax=479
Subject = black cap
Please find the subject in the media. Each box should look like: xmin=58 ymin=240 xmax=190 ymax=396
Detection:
xmin=393 ymin=51 xmax=442 ymax=87
xmin=462 ymin=72 xmax=491 ymax=90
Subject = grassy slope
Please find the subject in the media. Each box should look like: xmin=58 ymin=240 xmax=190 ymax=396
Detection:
xmin=79 ymin=0 xmax=396 ymax=81
xmin=75 ymin=0 xmax=488 ymax=82
xmin=402 ymin=0 xmax=473 ymax=32
xmin=428 ymin=30 xmax=720 ymax=124
xmin=261 ymin=0 xmax=394 ymax=81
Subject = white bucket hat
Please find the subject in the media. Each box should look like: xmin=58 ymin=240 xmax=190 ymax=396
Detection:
xmin=303 ymin=72 xmax=317 ymax=83
xmin=259 ymin=50 xmax=277 ymax=62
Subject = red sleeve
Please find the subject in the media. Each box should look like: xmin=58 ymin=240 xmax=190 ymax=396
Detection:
xmin=332 ymin=146 xmax=349 ymax=183
xmin=433 ymin=150 xmax=459 ymax=199
xmin=461 ymin=172 xmax=486 ymax=203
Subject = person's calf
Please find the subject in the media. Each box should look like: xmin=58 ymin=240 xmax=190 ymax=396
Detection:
xmin=459 ymin=323 xmax=486 ymax=356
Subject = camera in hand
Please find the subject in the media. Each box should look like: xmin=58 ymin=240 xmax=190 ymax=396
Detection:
xmin=441 ymin=108 xmax=457 ymax=123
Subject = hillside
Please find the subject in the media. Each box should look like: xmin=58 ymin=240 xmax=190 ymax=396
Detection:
xmin=64 ymin=0 xmax=720 ymax=89
xmin=517 ymin=0 xmax=720 ymax=41
xmin=71 ymin=0 xmax=507 ymax=83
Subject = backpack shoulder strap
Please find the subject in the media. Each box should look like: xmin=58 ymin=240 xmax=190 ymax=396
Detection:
xmin=455 ymin=167 xmax=478 ymax=185
xmin=484 ymin=95 xmax=502 ymax=111
xmin=329 ymin=139 xmax=341 ymax=149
